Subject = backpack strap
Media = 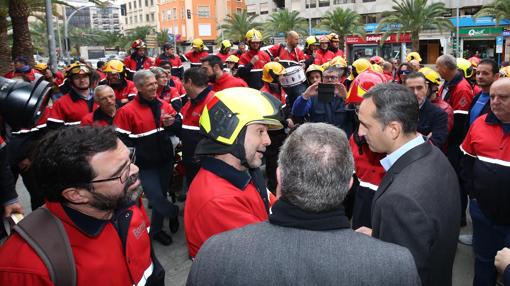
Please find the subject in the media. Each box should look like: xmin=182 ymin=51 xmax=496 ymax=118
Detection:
xmin=13 ymin=207 xmax=76 ymax=286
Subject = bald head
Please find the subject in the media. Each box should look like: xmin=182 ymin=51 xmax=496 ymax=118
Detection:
xmin=490 ymin=78 xmax=510 ymax=123
xmin=287 ymin=31 xmax=299 ymax=48
xmin=436 ymin=54 xmax=458 ymax=81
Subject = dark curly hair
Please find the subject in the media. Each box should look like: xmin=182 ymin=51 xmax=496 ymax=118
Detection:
xmin=32 ymin=126 xmax=119 ymax=202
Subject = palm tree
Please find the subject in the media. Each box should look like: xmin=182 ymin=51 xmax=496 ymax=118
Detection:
xmin=0 ymin=1 xmax=10 ymax=74
xmin=264 ymin=10 xmax=307 ymax=37
xmin=320 ymin=8 xmax=365 ymax=50
xmin=219 ymin=10 xmax=261 ymax=43
xmin=376 ymin=0 xmax=452 ymax=51
xmin=6 ymin=0 xmax=105 ymax=66
xmin=475 ymin=0 xmax=510 ymax=25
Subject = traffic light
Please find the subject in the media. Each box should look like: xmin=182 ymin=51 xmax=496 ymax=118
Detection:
xmin=187 ymin=9 xmax=191 ymax=19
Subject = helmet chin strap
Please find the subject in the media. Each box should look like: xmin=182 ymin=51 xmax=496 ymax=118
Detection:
xmin=230 ymin=127 xmax=249 ymax=168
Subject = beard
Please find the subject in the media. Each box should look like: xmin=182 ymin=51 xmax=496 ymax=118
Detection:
xmin=208 ymin=74 xmax=216 ymax=83
xmin=89 ymin=173 xmax=143 ymax=211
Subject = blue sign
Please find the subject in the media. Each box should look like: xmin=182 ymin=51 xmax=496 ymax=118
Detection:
xmin=449 ymin=16 xmax=510 ymax=27
xmin=504 ymin=30 xmax=510 ymax=37
xmin=497 ymin=36 xmax=504 ymax=45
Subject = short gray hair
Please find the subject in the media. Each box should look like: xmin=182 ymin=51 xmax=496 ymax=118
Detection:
xmin=133 ymin=70 xmax=155 ymax=88
xmin=437 ymin=54 xmax=457 ymax=70
xmin=93 ymin=85 xmax=114 ymax=99
xmin=363 ymin=83 xmax=419 ymax=134
xmin=278 ymin=123 xmax=354 ymax=212
xmin=150 ymin=66 xmax=169 ymax=78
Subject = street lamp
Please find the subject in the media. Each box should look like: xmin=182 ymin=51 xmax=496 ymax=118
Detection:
xmin=64 ymin=5 xmax=94 ymax=61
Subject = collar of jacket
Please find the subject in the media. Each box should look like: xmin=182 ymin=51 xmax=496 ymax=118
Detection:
xmin=445 ymin=71 xmax=463 ymax=88
xmin=200 ymin=156 xmax=251 ymax=190
xmin=93 ymin=108 xmax=114 ymax=125
xmin=69 ymin=87 xmax=88 ymax=102
xmin=62 ymin=204 xmax=108 ymax=237
xmin=486 ymin=111 xmax=510 ymax=134
xmin=269 ymin=198 xmax=351 ymax=231
xmin=191 ymin=86 xmax=212 ymax=105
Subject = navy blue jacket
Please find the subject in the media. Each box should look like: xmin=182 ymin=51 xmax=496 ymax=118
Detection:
xmin=418 ymin=99 xmax=449 ymax=148
xmin=292 ymin=95 xmax=355 ymax=137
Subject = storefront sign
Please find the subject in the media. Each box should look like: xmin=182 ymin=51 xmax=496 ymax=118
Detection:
xmin=496 ymin=36 xmax=504 ymax=53
xmin=503 ymin=30 xmax=510 ymax=37
xmin=459 ymin=27 xmax=503 ymax=38
xmin=346 ymin=33 xmax=412 ymax=44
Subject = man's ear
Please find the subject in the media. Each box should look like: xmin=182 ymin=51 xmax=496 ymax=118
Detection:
xmin=61 ymin=187 xmax=91 ymax=204
xmin=387 ymin=121 xmax=402 ymax=140
xmin=276 ymin=167 xmax=282 ymax=199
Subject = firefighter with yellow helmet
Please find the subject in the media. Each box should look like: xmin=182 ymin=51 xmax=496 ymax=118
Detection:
xmin=100 ymin=59 xmax=138 ymax=105
xmin=225 ymin=54 xmax=240 ymax=76
xmin=314 ymin=35 xmax=335 ymax=65
xmin=304 ymin=36 xmax=320 ymax=66
xmin=306 ymin=64 xmax=323 ymax=86
xmin=419 ymin=66 xmax=454 ymax=133
xmin=328 ymin=33 xmax=344 ymax=58
xmin=47 ymin=62 xmax=96 ymax=128
xmin=215 ymin=40 xmax=233 ymax=63
xmin=184 ymin=87 xmax=283 ymax=258
xmin=237 ymin=29 xmax=271 ymax=89
xmin=184 ymin=38 xmax=209 ymax=67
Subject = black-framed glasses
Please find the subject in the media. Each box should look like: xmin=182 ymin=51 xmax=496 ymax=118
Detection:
xmin=90 ymin=148 xmax=136 ymax=184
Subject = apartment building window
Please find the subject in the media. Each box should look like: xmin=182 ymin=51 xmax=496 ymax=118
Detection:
xmin=333 ymin=0 xmax=354 ymax=4
xmin=151 ymin=13 xmax=155 ymax=22
xmin=145 ymin=0 xmax=148 ymax=7
xmin=129 ymin=16 xmax=133 ymax=24
xmin=362 ymin=0 xmax=375 ymax=2
xmin=133 ymin=1 xmax=136 ymax=8
xmin=237 ymin=8 xmax=242 ymax=13
xmin=198 ymin=6 xmax=210 ymax=18
xmin=306 ymin=0 xmax=317 ymax=9
xmin=319 ymin=0 xmax=330 ymax=7
xmin=139 ymin=0 xmax=142 ymax=8
xmin=150 ymin=0 xmax=154 ymax=6
xmin=166 ymin=10 xmax=172 ymax=20
xmin=134 ymin=15 xmax=137 ymax=23
xmin=362 ymin=13 xmax=377 ymax=23
xmin=260 ymin=2 xmax=269 ymax=14
xmin=125 ymin=18 xmax=128 ymax=25
xmin=146 ymin=14 xmax=149 ymax=22
xmin=128 ymin=2 xmax=132 ymax=9
xmin=463 ymin=6 xmax=480 ymax=16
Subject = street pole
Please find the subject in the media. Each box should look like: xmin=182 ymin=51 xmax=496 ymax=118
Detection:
xmin=45 ymin=0 xmax=57 ymax=72
xmin=64 ymin=6 xmax=92 ymax=61
xmin=56 ymin=15 xmax=63 ymax=62
xmin=456 ymin=0 xmax=460 ymax=57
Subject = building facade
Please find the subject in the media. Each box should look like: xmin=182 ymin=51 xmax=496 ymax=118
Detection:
xmin=158 ymin=0 xmax=246 ymax=49
xmin=246 ymin=0 xmax=500 ymax=64
xmin=121 ymin=0 xmax=160 ymax=32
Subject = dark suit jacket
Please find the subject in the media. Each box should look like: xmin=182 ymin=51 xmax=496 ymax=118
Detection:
xmin=418 ymin=99 xmax=448 ymax=147
xmin=372 ymin=142 xmax=460 ymax=286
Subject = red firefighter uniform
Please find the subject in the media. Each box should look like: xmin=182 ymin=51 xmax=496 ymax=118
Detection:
xmin=261 ymin=84 xmax=287 ymax=108
xmin=215 ymin=52 xmax=230 ymax=63
xmin=0 ymin=201 xmax=156 ymax=285
xmin=267 ymin=44 xmax=306 ymax=68
xmin=314 ymin=49 xmax=335 ymax=65
xmin=99 ymin=79 xmax=138 ymax=103
xmin=80 ymin=108 xmax=115 ymax=127
xmin=349 ymin=135 xmax=385 ymax=229
xmin=237 ymin=50 xmax=271 ymax=90
xmin=123 ymin=55 xmax=154 ymax=72
xmin=47 ymin=89 xmax=97 ymax=128
xmin=183 ymin=50 xmax=209 ymax=67
xmin=184 ymin=156 xmax=270 ymax=258
xmin=4 ymin=68 xmax=36 ymax=82
xmin=211 ymin=73 xmax=247 ymax=92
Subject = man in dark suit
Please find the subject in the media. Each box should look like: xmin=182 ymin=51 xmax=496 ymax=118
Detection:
xmin=405 ymin=72 xmax=449 ymax=147
xmin=187 ymin=123 xmax=420 ymax=286
xmin=356 ymin=83 xmax=460 ymax=286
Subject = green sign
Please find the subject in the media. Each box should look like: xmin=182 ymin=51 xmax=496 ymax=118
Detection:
xmin=459 ymin=27 xmax=503 ymax=37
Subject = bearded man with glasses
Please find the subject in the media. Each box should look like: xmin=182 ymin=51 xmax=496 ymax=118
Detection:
xmin=0 ymin=126 xmax=165 ymax=285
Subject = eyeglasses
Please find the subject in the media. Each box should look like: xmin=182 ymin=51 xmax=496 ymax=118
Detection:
xmin=90 ymin=148 xmax=136 ymax=184
xmin=399 ymin=70 xmax=411 ymax=75
xmin=323 ymin=75 xmax=339 ymax=81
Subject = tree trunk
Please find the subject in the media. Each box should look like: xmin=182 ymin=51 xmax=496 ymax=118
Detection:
xmin=412 ymin=31 xmax=420 ymax=52
xmin=0 ymin=9 xmax=11 ymax=74
xmin=9 ymin=0 xmax=34 ymax=65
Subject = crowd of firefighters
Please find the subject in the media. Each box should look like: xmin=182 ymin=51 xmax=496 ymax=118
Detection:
xmin=2 ymin=27 xmax=510 ymax=284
